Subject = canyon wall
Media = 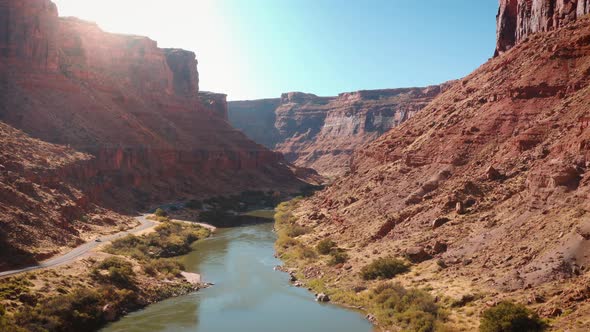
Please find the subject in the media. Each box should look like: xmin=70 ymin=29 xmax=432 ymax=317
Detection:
xmin=229 ymin=86 xmax=449 ymax=177
xmin=293 ymin=11 xmax=590 ymax=328
xmin=496 ymin=0 xmax=590 ymax=56
xmin=0 ymin=0 xmax=306 ymax=211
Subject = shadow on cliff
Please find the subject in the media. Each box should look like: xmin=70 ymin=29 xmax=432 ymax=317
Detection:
xmin=0 ymin=229 xmax=38 ymax=271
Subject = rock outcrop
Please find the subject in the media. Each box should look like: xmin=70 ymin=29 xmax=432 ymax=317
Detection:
xmin=199 ymin=91 xmax=229 ymax=120
xmin=496 ymin=0 xmax=590 ymax=56
xmin=0 ymin=0 xmax=307 ymax=211
xmin=229 ymin=86 xmax=448 ymax=177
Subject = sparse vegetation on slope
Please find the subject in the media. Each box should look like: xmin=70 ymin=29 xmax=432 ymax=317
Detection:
xmin=0 ymin=217 xmax=211 ymax=332
xmin=274 ymin=199 xmax=451 ymax=331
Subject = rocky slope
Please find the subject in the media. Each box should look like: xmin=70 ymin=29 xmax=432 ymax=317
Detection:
xmin=229 ymin=87 xmax=447 ymax=177
xmin=0 ymin=122 xmax=137 ymax=270
xmin=0 ymin=0 xmax=307 ymax=211
xmin=290 ymin=8 xmax=590 ymax=330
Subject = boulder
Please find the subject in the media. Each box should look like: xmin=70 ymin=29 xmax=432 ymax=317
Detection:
xmin=102 ymin=304 xmax=117 ymax=322
xmin=405 ymin=246 xmax=432 ymax=263
xmin=432 ymin=217 xmax=451 ymax=229
xmin=432 ymin=241 xmax=448 ymax=254
xmin=486 ymin=166 xmax=502 ymax=180
xmin=315 ymin=293 xmax=330 ymax=302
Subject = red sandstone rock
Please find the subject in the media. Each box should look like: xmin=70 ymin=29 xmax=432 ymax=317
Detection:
xmin=496 ymin=0 xmax=590 ymax=56
xmin=293 ymin=11 xmax=590 ymax=324
xmin=0 ymin=0 xmax=306 ymax=210
xmin=199 ymin=91 xmax=229 ymax=120
xmin=229 ymin=86 xmax=451 ymax=177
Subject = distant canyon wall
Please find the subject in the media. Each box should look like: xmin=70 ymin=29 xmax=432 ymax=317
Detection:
xmin=229 ymin=87 xmax=450 ymax=177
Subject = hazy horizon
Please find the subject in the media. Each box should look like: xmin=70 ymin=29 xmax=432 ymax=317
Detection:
xmin=52 ymin=0 xmax=498 ymax=100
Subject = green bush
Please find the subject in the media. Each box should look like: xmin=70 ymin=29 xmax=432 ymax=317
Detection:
xmin=361 ymin=257 xmax=409 ymax=280
xmin=328 ymin=250 xmax=349 ymax=266
xmin=286 ymin=224 xmax=310 ymax=237
xmin=92 ymin=257 xmax=136 ymax=288
xmin=368 ymin=283 xmax=439 ymax=332
xmin=293 ymin=245 xmax=318 ymax=260
xmin=480 ymin=302 xmax=547 ymax=332
xmin=146 ymin=259 xmax=185 ymax=278
xmin=316 ymin=239 xmax=336 ymax=255
xmin=154 ymin=208 xmax=168 ymax=217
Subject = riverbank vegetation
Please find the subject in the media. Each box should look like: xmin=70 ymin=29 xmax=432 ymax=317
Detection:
xmin=274 ymin=199 xmax=452 ymax=331
xmin=0 ymin=217 xmax=211 ymax=332
xmin=273 ymin=199 xmax=551 ymax=331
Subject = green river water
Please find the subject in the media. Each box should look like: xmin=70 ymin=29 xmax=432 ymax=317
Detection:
xmin=101 ymin=220 xmax=373 ymax=332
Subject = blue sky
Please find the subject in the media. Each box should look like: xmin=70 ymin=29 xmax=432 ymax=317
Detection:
xmin=53 ymin=0 xmax=498 ymax=100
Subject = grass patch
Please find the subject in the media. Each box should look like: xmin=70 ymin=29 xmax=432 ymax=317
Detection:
xmin=0 ymin=276 xmax=32 ymax=301
xmin=360 ymin=256 xmax=410 ymax=280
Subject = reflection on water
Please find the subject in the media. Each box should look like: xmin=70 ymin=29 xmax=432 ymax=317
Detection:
xmin=102 ymin=221 xmax=373 ymax=332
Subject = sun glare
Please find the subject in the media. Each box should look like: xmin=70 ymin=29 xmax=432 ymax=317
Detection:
xmin=52 ymin=0 xmax=247 ymax=99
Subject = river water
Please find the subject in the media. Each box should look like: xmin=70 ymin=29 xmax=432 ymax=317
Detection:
xmin=102 ymin=221 xmax=373 ymax=332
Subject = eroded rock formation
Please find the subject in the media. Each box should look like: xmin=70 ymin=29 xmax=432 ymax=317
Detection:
xmin=229 ymin=86 xmax=449 ymax=177
xmin=496 ymin=0 xmax=590 ymax=56
xmin=0 ymin=0 xmax=306 ymax=211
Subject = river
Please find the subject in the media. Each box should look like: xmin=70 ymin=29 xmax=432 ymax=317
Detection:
xmin=102 ymin=220 xmax=373 ymax=332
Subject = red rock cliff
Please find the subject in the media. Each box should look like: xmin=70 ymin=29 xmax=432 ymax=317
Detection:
xmin=294 ymin=14 xmax=590 ymax=328
xmin=496 ymin=0 xmax=590 ymax=56
xmin=0 ymin=0 xmax=306 ymax=210
xmin=229 ymin=86 xmax=449 ymax=177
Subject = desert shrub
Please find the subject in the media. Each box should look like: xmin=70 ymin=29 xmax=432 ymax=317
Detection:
xmin=275 ymin=233 xmax=299 ymax=250
xmin=147 ymin=259 xmax=185 ymax=278
xmin=285 ymin=224 xmax=310 ymax=237
xmin=92 ymin=257 xmax=136 ymax=288
xmin=328 ymin=250 xmax=349 ymax=266
xmin=154 ymin=208 xmax=167 ymax=217
xmin=293 ymin=245 xmax=317 ymax=260
xmin=480 ymin=302 xmax=547 ymax=332
xmin=368 ymin=283 xmax=439 ymax=332
xmin=361 ymin=257 xmax=410 ymax=280
xmin=316 ymin=238 xmax=336 ymax=255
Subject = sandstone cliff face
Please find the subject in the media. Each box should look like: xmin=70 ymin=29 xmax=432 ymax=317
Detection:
xmin=496 ymin=0 xmax=590 ymax=56
xmin=229 ymin=87 xmax=447 ymax=177
xmin=0 ymin=0 xmax=306 ymax=211
xmin=293 ymin=15 xmax=590 ymax=328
